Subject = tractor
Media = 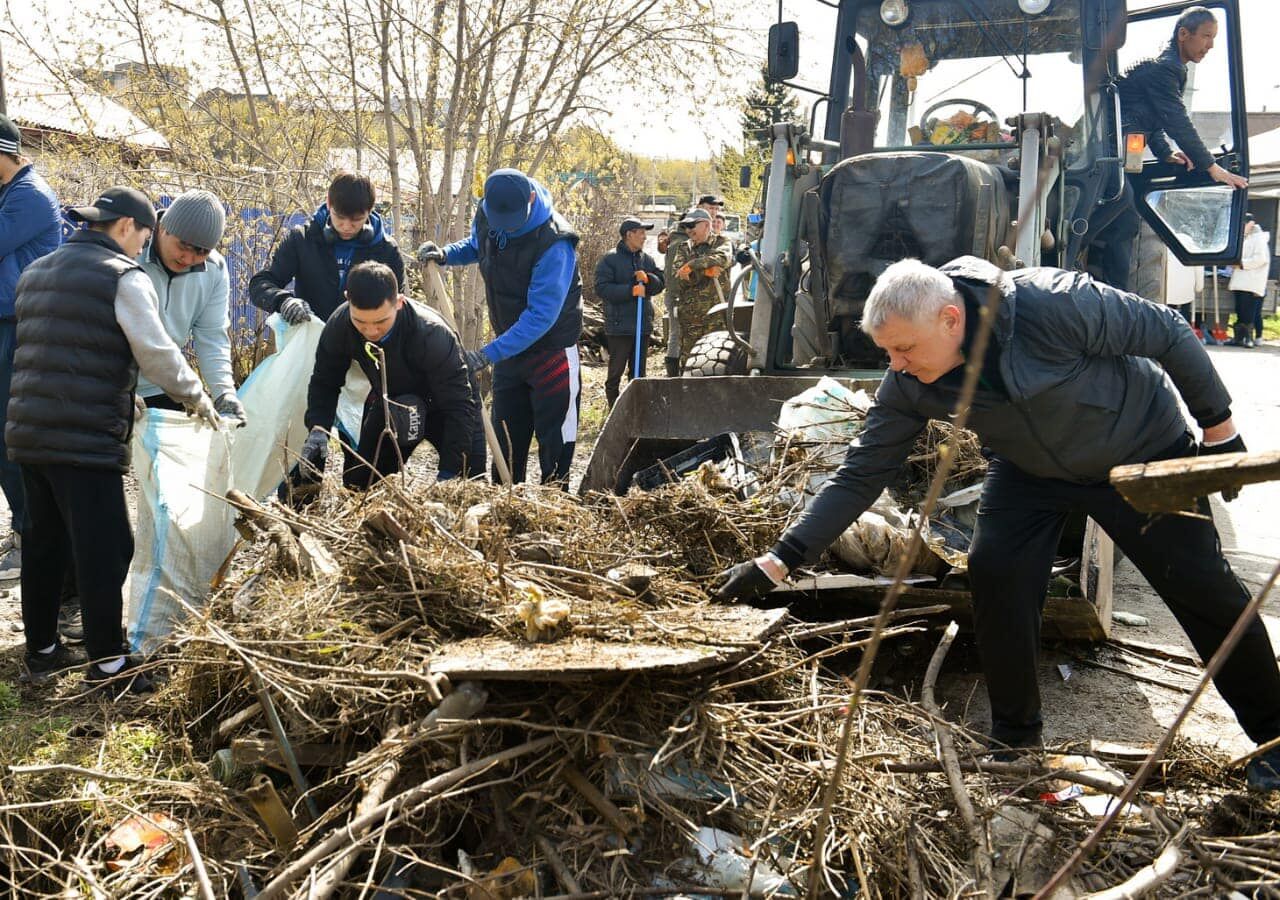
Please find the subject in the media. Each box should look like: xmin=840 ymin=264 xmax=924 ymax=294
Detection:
xmin=582 ymin=0 xmax=1251 ymax=638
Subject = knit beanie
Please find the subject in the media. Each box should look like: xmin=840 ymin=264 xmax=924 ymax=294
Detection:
xmin=161 ymin=190 xmax=226 ymax=249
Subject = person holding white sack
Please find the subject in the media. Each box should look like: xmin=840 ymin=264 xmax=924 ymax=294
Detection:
xmin=6 ymin=187 xmax=220 ymax=698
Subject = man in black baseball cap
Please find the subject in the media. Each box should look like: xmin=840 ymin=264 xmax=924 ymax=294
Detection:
xmin=595 ymin=218 xmax=664 ymax=406
xmin=697 ymin=194 xmax=725 ymax=208
xmin=68 ymin=187 xmax=158 ymax=231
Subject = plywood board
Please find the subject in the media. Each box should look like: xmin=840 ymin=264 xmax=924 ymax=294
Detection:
xmin=428 ymin=605 xmax=788 ymax=680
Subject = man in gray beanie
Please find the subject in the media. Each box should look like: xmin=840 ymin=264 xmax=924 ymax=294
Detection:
xmin=136 ymin=189 xmax=244 ymax=425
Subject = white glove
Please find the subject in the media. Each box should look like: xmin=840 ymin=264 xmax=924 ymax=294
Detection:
xmin=184 ymin=393 xmax=224 ymax=431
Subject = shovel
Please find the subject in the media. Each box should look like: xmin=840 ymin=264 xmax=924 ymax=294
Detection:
xmin=421 ymin=261 xmax=514 ymax=486
xmin=633 ymin=279 xmax=646 ymax=383
xmin=1210 ymin=272 xmax=1228 ymax=343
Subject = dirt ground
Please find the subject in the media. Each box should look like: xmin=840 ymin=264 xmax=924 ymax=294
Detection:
xmin=2 ymin=342 xmax=1277 ymax=759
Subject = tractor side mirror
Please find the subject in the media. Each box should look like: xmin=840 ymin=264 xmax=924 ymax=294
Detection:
xmin=739 ymin=166 xmax=752 ymax=189
xmin=767 ymin=22 xmax=800 ymax=82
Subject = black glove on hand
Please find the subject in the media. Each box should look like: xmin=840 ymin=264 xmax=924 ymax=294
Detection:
xmin=1199 ymin=434 xmax=1247 ymax=501
xmin=279 ymin=297 xmax=313 ymax=325
xmin=301 ymin=428 xmax=329 ymax=477
xmin=214 ymin=392 xmax=247 ymax=428
xmin=416 ymin=241 xmax=446 ymax=265
xmin=464 ymin=348 xmax=491 ymax=374
xmin=712 ymin=560 xmax=778 ymax=604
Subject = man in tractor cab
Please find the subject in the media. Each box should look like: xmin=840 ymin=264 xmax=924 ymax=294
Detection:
xmin=713 ymin=256 xmax=1280 ymax=791
xmin=1091 ymin=6 xmax=1248 ymax=291
xmin=669 ymin=208 xmax=733 ymax=371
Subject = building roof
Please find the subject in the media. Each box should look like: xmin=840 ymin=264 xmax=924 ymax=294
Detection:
xmin=2 ymin=39 xmax=170 ymax=152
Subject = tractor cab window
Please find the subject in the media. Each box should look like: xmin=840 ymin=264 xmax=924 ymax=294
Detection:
xmin=857 ymin=0 xmax=1085 ymax=158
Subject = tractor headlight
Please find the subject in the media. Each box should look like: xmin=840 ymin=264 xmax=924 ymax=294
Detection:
xmin=880 ymin=0 xmax=909 ymax=27
xmin=1018 ymin=0 xmax=1052 ymax=14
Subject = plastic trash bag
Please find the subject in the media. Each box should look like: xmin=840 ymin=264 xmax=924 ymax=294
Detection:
xmin=127 ymin=315 xmax=370 ymax=654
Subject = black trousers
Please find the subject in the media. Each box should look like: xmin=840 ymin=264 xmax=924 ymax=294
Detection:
xmin=490 ymin=346 xmax=580 ymax=486
xmin=604 ymin=333 xmax=647 ymax=407
xmin=340 ymin=394 xmax=467 ymax=488
xmin=1233 ymin=290 xmax=1263 ymax=340
xmin=20 ymin=464 xmax=132 ymax=662
xmin=1087 ymin=181 xmax=1141 ymax=293
xmin=969 ymin=441 xmax=1280 ymax=748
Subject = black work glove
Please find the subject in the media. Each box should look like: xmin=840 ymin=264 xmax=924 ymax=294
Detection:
xmin=735 ymin=247 xmax=754 ymax=266
xmin=279 ymin=297 xmax=313 ymax=325
xmin=214 ymin=392 xmax=247 ymax=429
xmin=464 ymin=348 xmax=491 ymax=374
xmin=416 ymin=241 xmax=446 ymax=265
xmin=1199 ymin=433 xmax=1247 ymax=502
xmin=712 ymin=560 xmax=778 ymax=603
xmin=300 ymin=428 xmax=329 ymax=477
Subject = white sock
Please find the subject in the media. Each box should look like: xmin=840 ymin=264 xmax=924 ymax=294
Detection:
xmin=97 ymin=656 xmax=126 ymax=674
xmin=38 ymin=643 xmax=57 ymax=655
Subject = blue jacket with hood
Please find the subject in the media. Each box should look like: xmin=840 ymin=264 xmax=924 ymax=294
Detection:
xmin=442 ymin=179 xmax=581 ymax=363
xmin=0 ymin=163 xmax=63 ymax=318
xmin=249 ymin=204 xmax=405 ymax=323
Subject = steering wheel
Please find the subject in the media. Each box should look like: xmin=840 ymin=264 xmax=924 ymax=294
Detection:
xmin=919 ymin=98 xmax=1001 ymax=144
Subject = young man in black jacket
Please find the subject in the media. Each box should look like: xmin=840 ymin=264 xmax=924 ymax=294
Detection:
xmin=250 ymin=172 xmax=405 ymax=325
xmin=299 ymin=261 xmax=480 ymax=487
xmin=714 ymin=256 xmax=1280 ymax=792
xmin=595 ymin=218 xmax=664 ymax=407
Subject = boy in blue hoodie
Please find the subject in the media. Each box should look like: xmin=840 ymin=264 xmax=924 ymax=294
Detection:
xmin=418 ymin=169 xmax=584 ymax=485
xmin=0 ymin=115 xmax=63 ymax=580
xmin=249 ymin=172 xmax=405 ymax=324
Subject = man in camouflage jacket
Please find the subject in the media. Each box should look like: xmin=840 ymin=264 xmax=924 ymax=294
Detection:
xmin=668 ymin=208 xmax=732 ymax=367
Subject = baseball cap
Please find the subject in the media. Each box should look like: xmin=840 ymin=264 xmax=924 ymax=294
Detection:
xmin=619 ymin=217 xmax=654 ymax=237
xmin=0 ymin=114 xmax=20 ymax=155
xmin=482 ymin=168 xmax=534 ymax=232
xmin=698 ymin=194 xmax=725 ymax=207
xmin=68 ymin=187 xmax=157 ymax=230
xmin=679 ymin=208 xmax=713 ymax=226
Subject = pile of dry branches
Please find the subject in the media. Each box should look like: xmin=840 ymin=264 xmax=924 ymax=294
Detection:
xmin=2 ymin=476 xmax=1277 ymax=898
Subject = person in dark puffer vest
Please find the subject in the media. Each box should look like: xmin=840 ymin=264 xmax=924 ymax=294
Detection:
xmin=417 ymin=169 xmax=583 ymax=486
xmin=7 ymin=187 xmax=220 ymax=698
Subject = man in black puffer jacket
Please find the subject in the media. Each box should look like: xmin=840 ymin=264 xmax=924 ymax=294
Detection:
xmin=1090 ymin=6 xmax=1247 ymax=290
xmin=300 ymin=261 xmax=479 ymax=488
xmin=595 ymin=217 xmax=664 ymax=407
xmin=714 ymin=256 xmax=1280 ymax=791
xmin=250 ymin=172 xmax=405 ymax=325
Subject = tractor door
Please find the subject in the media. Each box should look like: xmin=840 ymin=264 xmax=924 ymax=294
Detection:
xmin=1122 ymin=0 xmax=1248 ymax=265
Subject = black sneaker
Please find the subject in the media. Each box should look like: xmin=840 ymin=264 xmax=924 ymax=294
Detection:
xmin=22 ymin=642 xmax=85 ymax=684
xmin=84 ymin=657 xmax=155 ymax=698
xmin=58 ymin=604 xmax=85 ymax=644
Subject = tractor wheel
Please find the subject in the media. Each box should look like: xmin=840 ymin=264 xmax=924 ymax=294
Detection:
xmin=682 ymin=330 xmax=748 ymax=377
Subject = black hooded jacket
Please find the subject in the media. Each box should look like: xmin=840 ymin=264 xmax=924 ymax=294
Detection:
xmin=250 ymin=208 xmax=406 ymax=323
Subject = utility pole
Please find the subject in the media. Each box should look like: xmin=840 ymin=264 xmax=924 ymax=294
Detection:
xmin=0 ymin=39 xmax=7 ymax=116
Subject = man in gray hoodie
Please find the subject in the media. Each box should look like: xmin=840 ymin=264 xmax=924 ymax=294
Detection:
xmin=714 ymin=256 xmax=1280 ymax=791
xmin=137 ymin=189 xmax=244 ymax=424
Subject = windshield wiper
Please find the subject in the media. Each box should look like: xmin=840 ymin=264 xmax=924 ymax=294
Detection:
xmin=952 ymin=0 xmax=1030 ymax=83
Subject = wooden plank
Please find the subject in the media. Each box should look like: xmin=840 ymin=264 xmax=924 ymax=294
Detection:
xmin=428 ymin=606 xmax=788 ymax=681
xmin=1110 ymin=450 xmax=1280 ymax=514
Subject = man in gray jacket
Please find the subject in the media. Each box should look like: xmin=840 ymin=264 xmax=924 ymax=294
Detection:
xmin=715 ymin=256 xmax=1280 ymax=790
xmin=137 ymin=189 xmax=245 ymax=424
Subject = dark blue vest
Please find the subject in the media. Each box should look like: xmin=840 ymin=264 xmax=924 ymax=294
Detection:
xmin=7 ymin=231 xmax=141 ymax=471
xmin=475 ymin=208 xmax=583 ymax=354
